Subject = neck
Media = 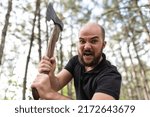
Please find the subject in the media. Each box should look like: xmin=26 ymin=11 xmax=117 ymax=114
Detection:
xmin=85 ymin=56 xmax=103 ymax=72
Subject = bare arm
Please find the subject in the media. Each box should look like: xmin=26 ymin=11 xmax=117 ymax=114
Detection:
xmin=31 ymin=72 xmax=73 ymax=100
xmin=38 ymin=56 xmax=72 ymax=90
xmin=92 ymin=93 xmax=115 ymax=100
xmin=55 ymin=69 xmax=73 ymax=91
xmin=31 ymin=56 xmax=73 ymax=99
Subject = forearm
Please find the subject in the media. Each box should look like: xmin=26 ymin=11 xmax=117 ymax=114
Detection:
xmin=46 ymin=91 xmax=73 ymax=100
xmin=49 ymin=75 xmax=61 ymax=91
xmin=50 ymin=70 xmax=72 ymax=91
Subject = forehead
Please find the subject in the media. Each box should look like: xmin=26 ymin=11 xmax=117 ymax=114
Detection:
xmin=79 ymin=23 xmax=102 ymax=37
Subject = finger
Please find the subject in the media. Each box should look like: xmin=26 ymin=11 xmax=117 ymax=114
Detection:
xmin=39 ymin=67 xmax=51 ymax=73
xmin=50 ymin=57 xmax=55 ymax=63
xmin=38 ymin=56 xmax=55 ymax=73
xmin=40 ymin=63 xmax=51 ymax=69
xmin=42 ymin=56 xmax=50 ymax=61
xmin=40 ymin=58 xmax=51 ymax=66
xmin=39 ymin=60 xmax=53 ymax=71
xmin=39 ymin=59 xmax=52 ymax=69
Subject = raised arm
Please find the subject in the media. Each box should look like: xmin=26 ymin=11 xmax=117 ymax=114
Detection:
xmin=31 ymin=56 xmax=73 ymax=99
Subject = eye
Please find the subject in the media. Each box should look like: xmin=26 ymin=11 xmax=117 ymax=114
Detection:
xmin=91 ymin=39 xmax=98 ymax=44
xmin=79 ymin=39 xmax=85 ymax=44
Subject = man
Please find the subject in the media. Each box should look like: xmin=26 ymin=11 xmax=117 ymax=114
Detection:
xmin=31 ymin=22 xmax=122 ymax=100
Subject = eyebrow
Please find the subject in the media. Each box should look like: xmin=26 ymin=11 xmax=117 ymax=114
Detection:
xmin=91 ymin=36 xmax=99 ymax=40
xmin=79 ymin=37 xmax=84 ymax=40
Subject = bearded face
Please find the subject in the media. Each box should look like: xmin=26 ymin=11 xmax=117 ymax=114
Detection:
xmin=78 ymin=47 xmax=103 ymax=67
xmin=77 ymin=23 xmax=106 ymax=67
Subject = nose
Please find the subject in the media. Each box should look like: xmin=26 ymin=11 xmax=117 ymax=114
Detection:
xmin=84 ymin=42 xmax=92 ymax=50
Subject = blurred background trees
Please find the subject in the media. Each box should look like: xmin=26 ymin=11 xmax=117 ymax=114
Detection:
xmin=0 ymin=0 xmax=150 ymax=100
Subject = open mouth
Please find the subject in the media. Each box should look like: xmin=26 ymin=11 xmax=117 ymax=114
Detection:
xmin=83 ymin=50 xmax=93 ymax=56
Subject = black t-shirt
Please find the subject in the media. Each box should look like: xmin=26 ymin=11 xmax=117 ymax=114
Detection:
xmin=64 ymin=53 xmax=122 ymax=100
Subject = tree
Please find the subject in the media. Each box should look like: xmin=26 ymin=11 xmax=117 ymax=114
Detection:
xmin=101 ymin=0 xmax=150 ymax=99
xmin=23 ymin=0 xmax=41 ymax=100
xmin=0 ymin=0 xmax=13 ymax=65
xmin=0 ymin=0 xmax=150 ymax=100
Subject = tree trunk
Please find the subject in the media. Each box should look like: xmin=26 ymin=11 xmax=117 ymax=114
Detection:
xmin=0 ymin=0 xmax=13 ymax=65
xmin=127 ymin=42 xmax=143 ymax=99
xmin=37 ymin=4 xmax=42 ymax=61
xmin=118 ymin=43 xmax=132 ymax=99
xmin=22 ymin=0 xmax=40 ymax=100
xmin=133 ymin=0 xmax=150 ymax=43
xmin=131 ymin=35 xmax=150 ymax=99
xmin=67 ymin=21 xmax=74 ymax=98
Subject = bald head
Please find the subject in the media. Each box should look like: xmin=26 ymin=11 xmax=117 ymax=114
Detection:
xmin=79 ymin=22 xmax=105 ymax=40
xmin=77 ymin=22 xmax=106 ymax=67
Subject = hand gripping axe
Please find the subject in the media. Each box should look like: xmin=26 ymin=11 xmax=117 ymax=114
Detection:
xmin=32 ymin=3 xmax=64 ymax=100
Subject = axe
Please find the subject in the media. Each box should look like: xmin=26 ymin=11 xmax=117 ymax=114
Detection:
xmin=32 ymin=3 xmax=64 ymax=100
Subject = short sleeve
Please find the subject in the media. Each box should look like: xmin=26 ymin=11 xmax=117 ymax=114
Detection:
xmin=64 ymin=55 xmax=78 ymax=76
xmin=95 ymin=70 xmax=122 ymax=100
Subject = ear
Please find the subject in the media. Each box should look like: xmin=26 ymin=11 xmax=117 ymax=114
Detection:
xmin=102 ymin=41 xmax=106 ymax=49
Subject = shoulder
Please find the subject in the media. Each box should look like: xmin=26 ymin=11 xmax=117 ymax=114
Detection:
xmin=66 ymin=55 xmax=79 ymax=67
xmin=69 ymin=55 xmax=78 ymax=63
xmin=105 ymin=60 xmax=121 ymax=78
xmin=95 ymin=57 xmax=122 ymax=100
xmin=100 ymin=53 xmax=121 ymax=78
xmin=98 ymin=60 xmax=122 ymax=84
xmin=64 ymin=55 xmax=79 ymax=75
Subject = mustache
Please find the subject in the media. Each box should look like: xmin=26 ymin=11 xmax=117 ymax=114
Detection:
xmin=83 ymin=50 xmax=94 ymax=56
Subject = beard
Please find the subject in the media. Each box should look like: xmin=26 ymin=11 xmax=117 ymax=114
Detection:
xmin=78 ymin=49 xmax=103 ymax=67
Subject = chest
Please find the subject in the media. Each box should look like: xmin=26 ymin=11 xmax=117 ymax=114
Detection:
xmin=73 ymin=66 xmax=102 ymax=99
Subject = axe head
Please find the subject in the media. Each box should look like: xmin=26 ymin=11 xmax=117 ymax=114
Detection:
xmin=46 ymin=3 xmax=64 ymax=31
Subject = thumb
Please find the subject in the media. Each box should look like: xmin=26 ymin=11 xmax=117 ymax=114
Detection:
xmin=50 ymin=57 xmax=56 ymax=67
xmin=49 ymin=57 xmax=56 ymax=74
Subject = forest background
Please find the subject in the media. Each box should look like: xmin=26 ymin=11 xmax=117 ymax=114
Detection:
xmin=0 ymin=0 xmax=150 ymax=100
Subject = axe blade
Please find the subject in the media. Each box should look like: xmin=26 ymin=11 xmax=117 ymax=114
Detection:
xmin=46 ymin=3 xmax=64 ymax=31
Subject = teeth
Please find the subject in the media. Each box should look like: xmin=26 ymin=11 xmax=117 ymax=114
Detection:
xmin=84 ymin=51 xmax=92 ymax=56
xmin=84 ymin=55 xmax=91 ymax=56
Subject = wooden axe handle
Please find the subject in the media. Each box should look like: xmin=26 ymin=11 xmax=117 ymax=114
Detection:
xmin=47 ymin=25 xmax=61 ymax=58
xmin=32 ymin=25 xmax=61 ymax=100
